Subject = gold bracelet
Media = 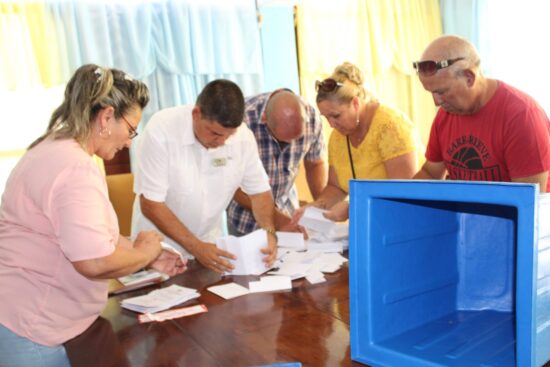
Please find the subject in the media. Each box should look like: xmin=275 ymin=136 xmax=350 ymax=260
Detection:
xmin=264 ymin=227 xmax=278 ymax=241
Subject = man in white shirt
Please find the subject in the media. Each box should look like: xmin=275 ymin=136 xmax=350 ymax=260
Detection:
xmin=132 ymin=79 xmax=277 ymax=274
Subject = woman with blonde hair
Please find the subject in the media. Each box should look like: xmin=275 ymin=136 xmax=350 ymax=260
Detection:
xmin=0 ymin=64 xmax=186 ymax=366
xmin=296 ymin=61 xmax=422 ymax=221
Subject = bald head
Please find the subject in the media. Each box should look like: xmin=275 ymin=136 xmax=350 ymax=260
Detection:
xmin=422 ymin=35 xmax=480 ymax=70
xmin=264 ymin=90 xmax=306 ymax=143
xmin=417 ymin=35 xmax=496 ymax=115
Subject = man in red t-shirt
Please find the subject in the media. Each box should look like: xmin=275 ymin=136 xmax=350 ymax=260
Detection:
xmin=413 ymin=35 xmax=550 ymax=192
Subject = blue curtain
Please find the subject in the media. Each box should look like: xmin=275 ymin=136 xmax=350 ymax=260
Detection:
xmin=440 ymin=0 xmax=549 ymax=115
xmin=258 ymin=4 xmax=300 ymax=94
xmin=439 ymin=0 xmax=481 ymax=51
xmin=47 ymin=0 xmax=264 ymax=126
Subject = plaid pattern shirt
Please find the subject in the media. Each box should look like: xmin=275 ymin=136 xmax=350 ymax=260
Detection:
xmin=226 ymin=91 xmax=325 ymax=234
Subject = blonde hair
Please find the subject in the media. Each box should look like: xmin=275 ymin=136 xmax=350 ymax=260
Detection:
xmin=316 ymin=61 xmax=375 ymax=104
xmin=29 ymin=64 xmax=149 ymax=149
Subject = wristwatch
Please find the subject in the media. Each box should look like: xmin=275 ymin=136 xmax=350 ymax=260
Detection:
xmin=264 ymin=227 xmax=278 ymax=241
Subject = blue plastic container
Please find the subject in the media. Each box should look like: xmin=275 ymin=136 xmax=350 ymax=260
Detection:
xmin=349 ymin=180 xmax=550 ymax=367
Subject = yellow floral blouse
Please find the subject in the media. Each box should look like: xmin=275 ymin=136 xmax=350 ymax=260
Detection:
xmin=328 ymin=104 xmax=423 ymax=193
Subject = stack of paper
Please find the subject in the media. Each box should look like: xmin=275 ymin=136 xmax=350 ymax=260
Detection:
xmin=121 ymin=285 xmax=200 ymax=313
xmin=269 ymin=250 xmax=348 ymax=284
xmin=316 ymin=252 xmax=348 ymax=273
xmin=216 ymin=229 xmax=269 ymax=275
xmin=110 ymin=270 xmax=169 ymax=295
xmin=296 ymin=208 xmax=349 ymax=253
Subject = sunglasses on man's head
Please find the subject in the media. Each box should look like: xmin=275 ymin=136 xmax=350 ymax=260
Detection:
xmin=315 ymin=78 xmax=343 ymax=92
xmin=412 ymin=57 xmax=464 ymax=76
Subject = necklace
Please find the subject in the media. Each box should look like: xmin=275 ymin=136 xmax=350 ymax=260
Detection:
xmin=346 ymin=136 xmax=356 ymax=179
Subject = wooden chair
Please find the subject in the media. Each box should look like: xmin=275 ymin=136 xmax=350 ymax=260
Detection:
xmin=105 ymin=173 xmax=135 ymax=237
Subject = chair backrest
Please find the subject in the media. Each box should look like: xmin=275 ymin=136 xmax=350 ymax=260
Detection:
xmin=105 ymin=173 xmax=135 ymax=237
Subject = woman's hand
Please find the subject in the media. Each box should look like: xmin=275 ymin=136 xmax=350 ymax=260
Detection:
xmin=149 ymin=249 xmax=187 ymax=276
xmin=133 ymin=231 xmax=163 ymax=262
xmin=323 ymin=201 xmax=349 ymax=222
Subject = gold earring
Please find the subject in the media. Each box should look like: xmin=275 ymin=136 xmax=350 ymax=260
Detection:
xmin=99 ymin=127 xmax=111 ymax=138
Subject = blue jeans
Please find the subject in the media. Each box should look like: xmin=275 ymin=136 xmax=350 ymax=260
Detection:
xmin=0 ymin=323 xmax=71 ymax=367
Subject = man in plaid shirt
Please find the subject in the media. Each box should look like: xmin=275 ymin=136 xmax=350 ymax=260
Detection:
xmin=226 ymin=89 xmax=327 ymax=236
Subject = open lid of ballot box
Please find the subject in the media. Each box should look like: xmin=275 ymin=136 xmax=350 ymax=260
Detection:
xmin=349 ymin=180 xmax=550 ymax=367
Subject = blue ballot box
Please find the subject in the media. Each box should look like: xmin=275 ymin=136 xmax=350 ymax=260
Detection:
xmin=349 ymin=180 xmax=550 ymax=367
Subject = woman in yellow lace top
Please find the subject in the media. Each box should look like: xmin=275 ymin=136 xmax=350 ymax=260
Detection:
xmin=299 ymin=62 xmax=423 ymax=221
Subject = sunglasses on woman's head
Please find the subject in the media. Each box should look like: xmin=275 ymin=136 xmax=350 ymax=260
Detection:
xmin=315 ymin=78 xmax=343 ymax=92
xmin=412 ymin=57 xmax=464 ymax=76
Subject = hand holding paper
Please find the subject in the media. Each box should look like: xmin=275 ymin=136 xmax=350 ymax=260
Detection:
xmin=323 ymin=200 xmax=349 ymax=222
xmin=194 ymin=241 xmax=236 ymax=274
xmin=216 ymin=229 xmax=273 ymax=275
xmin=149 ymin=243 xmax=188 ymax=276
xmin=298 ymin=207 xmax=337 ymax=234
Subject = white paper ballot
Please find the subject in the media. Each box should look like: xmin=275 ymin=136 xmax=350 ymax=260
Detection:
xmin=306 ymin=241 xmax=344 ymax=253
xmin=207 ymin=283 xmax=250 ymax=299
xmin=121 ymin=285 xmax=200 ymax=313
xmin=216 ymin=229 xmax=268 ymax=276
xmin=276 ymin=231 xmax=305 ymax=250
xmin=160 ymin=241 xmax=186 ymax=262
xmin=306 ymin=270 xmax=327 ymax=284
xmin=268 ymin=261 xmax=312 ymax=280
xmin=298 ymin=207 xmax=337 ymax=234
xmin=249 ymin=276 xmax=292 ymax=293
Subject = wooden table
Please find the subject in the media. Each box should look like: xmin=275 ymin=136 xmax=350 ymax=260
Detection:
xmin=66 ymin=258 xmax=362 ymax=367
xmin=66 ymin=259 xmax=550 ymax=367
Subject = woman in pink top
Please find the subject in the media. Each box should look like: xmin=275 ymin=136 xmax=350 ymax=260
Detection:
xmin=0 ymin=64 xmax=186 ymax=367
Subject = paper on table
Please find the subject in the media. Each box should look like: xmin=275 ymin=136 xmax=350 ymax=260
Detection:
xmin=216 ymin=229 xmax=269 ymax=276
xmin=306 ymin=270 xmax=326 ymax=284
xmin=316 ymin=253 xmax=348 ymax=273
xmin=207 ymin=282 xmax=250 ymax=300
xmin=306 ymin=241 xmax=344 ymax=253
xmin=138 ymin=304 xmax=208 ymax=324
xmin=121 ymin=284 xmax=200 ymax=313
xmin=249 ymin=276 xmax=292 ymax=293
xmin=118 ymin=269 xmax=167 ymax=287
xmin=268 ymin=262 xmax=312 ymax=280
xmin=248 ymin=276 xmax=292 ymax=293
xmin=110 ymin=269 xmax=169 ymax=295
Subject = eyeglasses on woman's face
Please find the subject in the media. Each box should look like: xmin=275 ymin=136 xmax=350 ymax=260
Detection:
xmin=120 ymin=115 xmax=138 ymax=139
xmin=315 ymin=78 xmax=343 ymax=93
xmin=412 ymin=57 xmax=464 ymax=76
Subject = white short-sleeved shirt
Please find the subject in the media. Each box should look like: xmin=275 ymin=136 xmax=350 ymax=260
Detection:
xmin=0 ymin=138 xmax=117 ymax=346
xmin=131 ymin=105 xmax=270 ymax=256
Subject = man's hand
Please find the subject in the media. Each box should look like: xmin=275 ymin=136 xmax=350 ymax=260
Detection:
xmin=194 ymin=242 xmax=236 ymax=274
xmin=261 ymin=232 xmax=278 ymax=268
xmin=289 ymin=206 xmax=307 ymax=226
